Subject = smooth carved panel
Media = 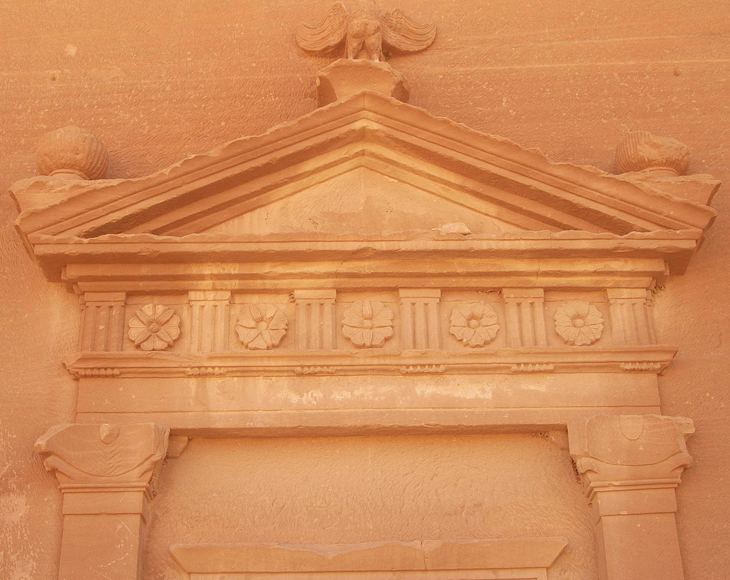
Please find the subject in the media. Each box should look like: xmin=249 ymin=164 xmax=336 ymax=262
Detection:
xmin=34 ymin=423 xmax=169 ymax=487
xmin=171 ymin=538 xmax=566 ymax=578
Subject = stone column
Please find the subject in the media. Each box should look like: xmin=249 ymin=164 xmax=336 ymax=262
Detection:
xmin=399 ymin=289 xmax=441 ymax=349
xmin=569 ymin=414 xmax=693 ymax=580
xmin=606 ymin=289 xmax=656 ymax=345
xmin=35 ymin=423 xmax=170 ymax=580
xmin=294 ymin=290 xmax=337 ymax=350
xmin=79 ymin=292 xmax=127 ymax=351
xmin=188 ymin=291 xmax=231 ymax=353
xmin=503 ymin=288 xmax=547 ymax=347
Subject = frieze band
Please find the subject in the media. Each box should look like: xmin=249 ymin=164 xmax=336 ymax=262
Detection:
xmin=76 ymin=288 xmax=656 ymax=358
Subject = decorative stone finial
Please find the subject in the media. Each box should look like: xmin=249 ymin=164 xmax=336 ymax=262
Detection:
xmin=296 ymin=0 xmax=436 ymax=62
xmin=36 ymin=126 xmax=109 ymax=180
xmin=615 ymin=130 xmax=690 ymax=176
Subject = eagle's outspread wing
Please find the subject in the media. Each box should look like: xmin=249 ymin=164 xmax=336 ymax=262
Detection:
xmin=296 ymin=2 xmax=350 ymax=53
xmin=380 ymin=8 xmax=436 ymax=52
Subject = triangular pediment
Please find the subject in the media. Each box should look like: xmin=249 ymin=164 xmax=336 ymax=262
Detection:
xmin=14 ymin=92 xmax=717 ymax=244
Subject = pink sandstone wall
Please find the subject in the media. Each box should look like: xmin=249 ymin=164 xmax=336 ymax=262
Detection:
xmin=0 ymin=1 xmax=727 ymax=578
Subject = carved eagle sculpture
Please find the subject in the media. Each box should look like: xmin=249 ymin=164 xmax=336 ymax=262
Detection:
xmin=296 ymin=0 xmax=436 ymax=61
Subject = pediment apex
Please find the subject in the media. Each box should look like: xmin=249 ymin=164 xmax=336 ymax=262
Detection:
xmin=14 ymin=91 xmax=718 ymax=249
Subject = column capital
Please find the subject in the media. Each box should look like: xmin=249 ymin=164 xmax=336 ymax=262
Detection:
xmin=35 ymin=423 xmax=169 ymax=493
xmin=569 ymin=414 xmax=693 ymax=579
xmin=569 ymin=414 xmax=693 ymax=497
xmin=187 ymin=290 xmax=231 ymax=302
xmin=293 ymin=289 xmax=337 ymax=301
xmin=36 ymin=423 xmax=169 ymax=580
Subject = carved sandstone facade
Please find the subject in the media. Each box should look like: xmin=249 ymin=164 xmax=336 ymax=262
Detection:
xmin=9 ymin=10 xmax=722 ymax=580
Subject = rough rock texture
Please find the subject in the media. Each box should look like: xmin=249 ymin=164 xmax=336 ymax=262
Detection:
xmin=146 ymin=435 xmax=596 ymax=580
xmin=0 ymin=192 xmax=78 ymax=580
xmin=0 ymin=1 xmax=728 ymax=579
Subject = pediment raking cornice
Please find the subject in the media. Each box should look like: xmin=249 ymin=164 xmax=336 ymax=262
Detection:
xmin=14 ymin=93 xmax=718 ymax=243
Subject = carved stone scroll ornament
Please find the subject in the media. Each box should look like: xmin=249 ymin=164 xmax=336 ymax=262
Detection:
xmin=236 ymin=304 xmax=288 ymax=350
xmin=128 ymin=304 xmax=181 ymax=351
xmin=296 ymin=0 xmax=436 ymax=61
xmin=342 ymin=300 xmax=394 ymax=347
xmin=449 ymin=302 xmax=499 ymax=347
xmin=554 ymin=302 xmax=603 ymax=346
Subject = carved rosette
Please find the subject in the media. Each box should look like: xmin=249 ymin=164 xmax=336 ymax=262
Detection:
xmin=449 ymin=302 xmax=499 ymax=347
xmin=128 ymin=304 xmax=181 ymax=351
xmin=236 ymin=304 xmax=288 ymax=350
xmin=342 ymin=300 xmax=393 ymax=348
xmin=554 ymin=302 xmax=603 ymax=346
